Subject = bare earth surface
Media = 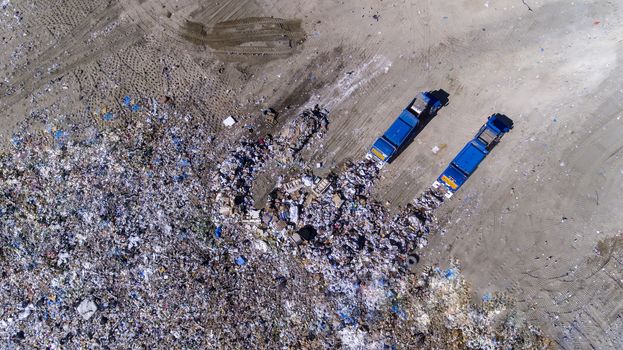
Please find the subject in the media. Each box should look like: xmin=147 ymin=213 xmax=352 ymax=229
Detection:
xmin=2 ymin=0 xmax=623 ymax=348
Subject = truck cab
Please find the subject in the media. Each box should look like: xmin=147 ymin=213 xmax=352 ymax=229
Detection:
xmin=433 ymin=114 xmax=512 ymax=197
xmin=368 ymin=92 xmax=442 ymax=165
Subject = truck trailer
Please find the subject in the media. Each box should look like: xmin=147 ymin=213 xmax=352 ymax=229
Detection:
xmin=368 ymin=92 xmax=442 ymax=165
xmin=433 ymin=114 xmax=513 ymax=198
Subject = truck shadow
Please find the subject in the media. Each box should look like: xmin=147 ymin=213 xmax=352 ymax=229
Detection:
xmin=388 ymin=89 xmax=450 ymax=164
xmin=429 ymin=89 xmax=450 ymax=108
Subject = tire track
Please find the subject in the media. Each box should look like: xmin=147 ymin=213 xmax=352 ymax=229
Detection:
xmin=184 ymin=17 xmax=305 ymax=59
xmin=1 ymin=2 xmax=137 ymax=108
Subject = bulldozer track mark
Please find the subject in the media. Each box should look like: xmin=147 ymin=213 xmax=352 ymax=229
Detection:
xmin=211 ymin=17 xmax=288 ymax=28
xmin=1 ymin=2 xmax=135 ymax=108
xmin=605 ymin=143 xmax=623 ymax=161
xmin=179 ymin=17 xmax=304 ymax=60
xmin=570 ymin=320 xmax=598 ymax=350
xmin=206 ymin=28 xmax=293 ymax=39
xmin=213 ymin=47 xmax=296 ymax=57
xmin=521 ymin=269 xmax=572 ymax=281
xmin=11 ymin=2 xmax=124 ymax=76
xmin=191 ymin=0 xmax=258 ymax=25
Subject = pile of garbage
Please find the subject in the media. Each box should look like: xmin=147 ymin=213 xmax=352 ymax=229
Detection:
xmin=0 ymin=99 xmax=549 ymax=348
xmin=278 ymin=105 xmax=329 ymax=158
xmin=212 ymin=105 xmax=329 ymax=216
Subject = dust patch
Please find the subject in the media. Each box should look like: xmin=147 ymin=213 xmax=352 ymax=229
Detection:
xmin=304 ymin=54 xmax=392 ymax=111
xmin=555 ymin=39 xmax=617 ymax=92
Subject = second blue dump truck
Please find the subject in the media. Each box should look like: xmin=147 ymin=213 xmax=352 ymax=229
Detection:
xmin=433 ymin=114 xmax=513 ymax=198
xmin=368 ymin=92 xmax=442 ymax=165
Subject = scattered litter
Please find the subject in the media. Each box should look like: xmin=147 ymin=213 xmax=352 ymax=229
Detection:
xmin=77 ymin=299 xmax=97 ymax=320
xmin=262 ymin=108 xmax=278 ymax=125
xmin=235 ymin=256 xmax=247 ymax=265
xmin=223 ymin=116 xmax=237 ymax=127
xmin=312 ymin=178 xmax=330 ymax=196
xmin=52 ymin=129 xmax=66 ymax=140
xmin=444 ymin=268 xmax=458 ymax=280
xmin=283 ymin=178 xmax=304 ymax=193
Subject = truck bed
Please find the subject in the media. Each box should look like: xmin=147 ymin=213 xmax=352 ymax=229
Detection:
xmin=384 ymin=110 xmax=419 ymax=146
xmin=452 ymin=141 xmax=488 ymax=175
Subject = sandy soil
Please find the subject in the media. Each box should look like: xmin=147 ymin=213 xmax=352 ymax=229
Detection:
xmin=2 ymin=0 xmax=623 ymax=348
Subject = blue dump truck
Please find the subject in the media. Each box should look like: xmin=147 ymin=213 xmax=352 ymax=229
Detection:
xmin=368 ymin=92 xmax=442 ymax=165
xmin=433 ymin=114 xmax=513 ymax=198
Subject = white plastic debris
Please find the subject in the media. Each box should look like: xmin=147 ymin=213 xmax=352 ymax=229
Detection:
xmin=223 ymin=116 xmax=237 ymax=127
xmin=77 ymin=299 xmax=97 ymax=320
xmin=289 ymin=204 xmax=299 ymax=224
xmin=302 ymin=175 xmax=314 ymax=187
xmin=18 ymin=304 xmax=34 ymax=320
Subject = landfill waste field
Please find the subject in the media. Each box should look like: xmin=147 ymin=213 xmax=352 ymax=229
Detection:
xmin=4 ymin=0 xmax=623 ymax=349
xmin=1 ymin=100 xmax=549 ymax=348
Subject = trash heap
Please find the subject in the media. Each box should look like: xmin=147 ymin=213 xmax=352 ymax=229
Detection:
xmin=278 ymin=105 xmax=329 ymax=159
xmin=388 ymin=266 xmax=550 ymax=349
xmin=214 ymin=126 xmax=455 ymax=348
xmin=0 ymin=99 xmax=549 ymax=348
xmin=212 ymin=105 xmax=329 ymax=216
xmin=212 ymin=138 xmax=273 ymax=215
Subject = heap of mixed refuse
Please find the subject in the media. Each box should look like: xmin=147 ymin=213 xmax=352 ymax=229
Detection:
xmin=0 ymin=99 xmax=549 ymax=348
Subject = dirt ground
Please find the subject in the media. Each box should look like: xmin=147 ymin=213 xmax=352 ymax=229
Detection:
xmin=2 ymin=0 xmax=623 ymax=348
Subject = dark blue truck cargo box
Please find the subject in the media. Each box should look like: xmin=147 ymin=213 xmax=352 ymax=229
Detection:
xmin=452 ymin=141 xmax=488 ymax=175
xmin=384 ymin=110 xmax=419 ymax=147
